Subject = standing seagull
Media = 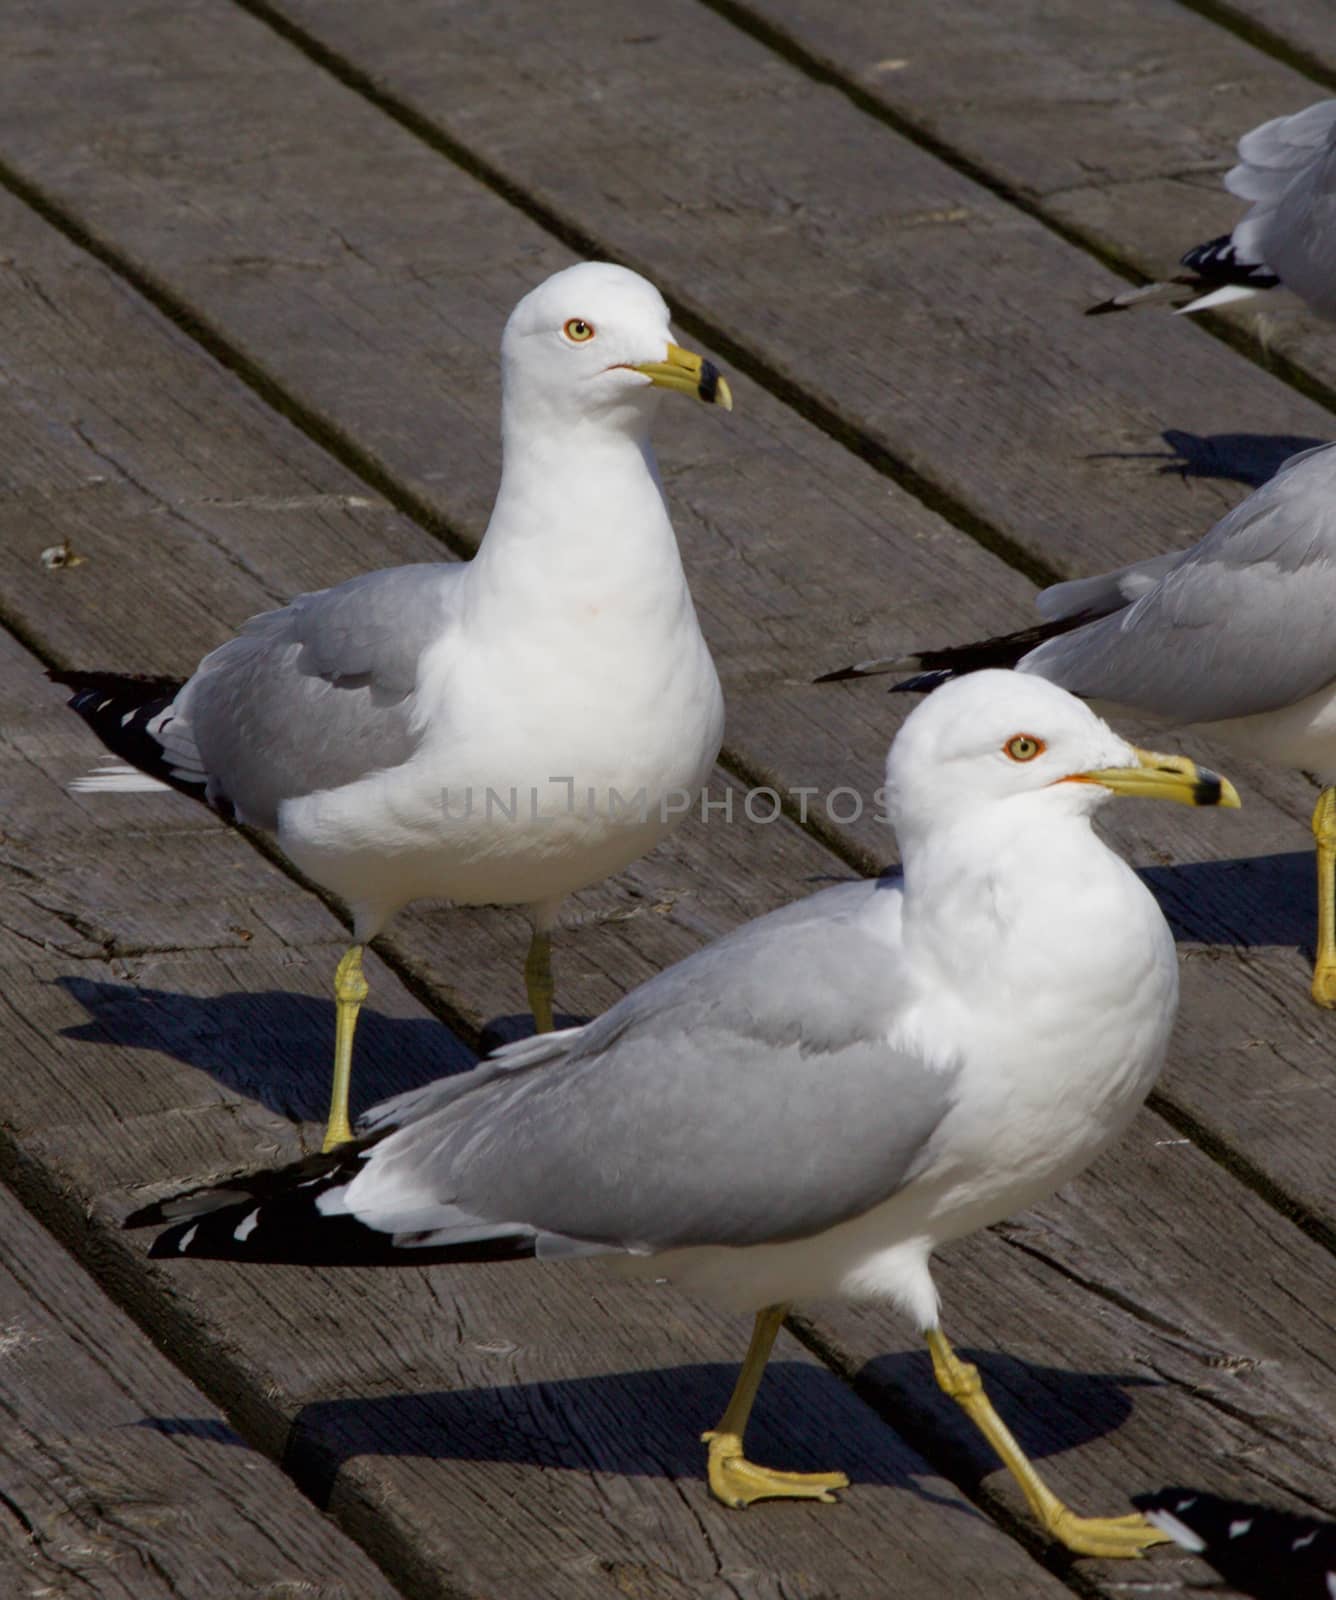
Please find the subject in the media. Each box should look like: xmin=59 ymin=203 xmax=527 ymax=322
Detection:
xmin=56 ymin=261 xmax=731 ymax=1149
xmin=818 ymin=442 xmax=1336 ymax=1004
xmin=1088 ymin=99 xmax=1336 ymax=318
xmin=129 ymin=673 xmax=1240 ymax=1558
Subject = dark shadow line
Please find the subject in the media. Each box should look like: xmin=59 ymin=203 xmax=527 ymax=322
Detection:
xmin=1172 ymin=0 xmax=1336 ymax=93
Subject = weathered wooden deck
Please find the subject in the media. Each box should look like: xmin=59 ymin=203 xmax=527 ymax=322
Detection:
xmin=2 ymin=1 xmax=1335 ymax=1595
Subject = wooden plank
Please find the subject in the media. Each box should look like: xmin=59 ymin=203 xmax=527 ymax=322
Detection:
xmin=682 ymin=0 xmax=1336 ymax=405
xmin=0 ymin=187 xmax=1089 ymax=1596
xmin=0 ymin=631 xmax=1076 ymax=1600
xmin=205 ymin=0 xmax=1336 ymax=1234
xmin=29 ymin=0 xmax=1325 ymax=1226
xmin=1197 ymin=1 xmax=1336 ymax=87
xmin=804 ymin=1110 xmax=1336 ymax=1591
xmin=2 ymin=550 xmax=1288 ymax=1600
xmin=3 ymin=0 xmax=1333 ymax=593
xmin=0 ymin=111 xmax=1033 ymax=1019
xmin=218 ymin=0 xmax=1336 ymax=572
xmin=0 ymin=1183 xmax=405 ymax=1599
xmin=0 ymin=10 xmax=1329 ymax=1591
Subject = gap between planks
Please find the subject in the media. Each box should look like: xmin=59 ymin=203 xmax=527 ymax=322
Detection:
xmin=228 ymin=0 xmax=1336 ymax=439
xmin=690 ymin=0 xmax=1336 ymax=421
xmin=1174 ymin=0 xmax=1336 ymax=92
xmin=0 ymin=10 xmax=1331 ymax=1254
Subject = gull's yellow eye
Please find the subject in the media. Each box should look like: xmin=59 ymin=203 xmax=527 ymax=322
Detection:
xmin=1004 ymin=734 xmax=1045 ymax=762
xmin=563 ymin=318 xmax=595 ymax=343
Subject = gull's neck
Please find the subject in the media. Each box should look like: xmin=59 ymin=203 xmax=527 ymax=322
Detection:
xmin=472 ymin=405 xmax=689 ymax=601
xmin=897 ymin=802 xmax=1136 ymax=989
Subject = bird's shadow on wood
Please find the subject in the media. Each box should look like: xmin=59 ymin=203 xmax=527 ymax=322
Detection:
xmin=855 ymin=1346 xmax=1156 ymax=1501
xmin=54 ymin=975 xmax=478 ymax=1126
xmin=1090 ymin=430 xmax=1327 ymax=487
xmin=1138 ymin=851 xmax=1314 ymax=954
xmin=1130 ymin=1486 xmax=1336 ymax=1598
xmin=135 ymin=1349 xmax=1153 ymax=1513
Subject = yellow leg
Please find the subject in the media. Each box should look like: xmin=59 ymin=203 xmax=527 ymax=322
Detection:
xmin=323 ymin=944 xmax=367 ymax=1152
xmin=524 ymin=930 xmax=555 ymax=1034
xmin=702 ymin=1305 xmax=849 ymax=1508
xmin=1312 ymin=788 xmax=1336 ymax=1007
xmin=927 ymin=1328 xmax=1171 ymax=1558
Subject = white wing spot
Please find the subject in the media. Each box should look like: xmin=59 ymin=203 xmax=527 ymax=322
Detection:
xmin=1228 ymin=1518 xmax=1253 ymax=1539
xmin=1145 ymin=1511 xmax=1204 ymax=1552
xmin=178 ymin=1224 xmax=198 ymax=1253
xmin=234 ymin=1209 xmax=261 ymax=1242
xmin=1294 ymin=1530 xmax=1317 ymax=1549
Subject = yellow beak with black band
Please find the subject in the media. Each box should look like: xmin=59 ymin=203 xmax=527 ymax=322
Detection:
xmin=631 ymin=343 xmax=733 ymax=410
xmin=1073 ymin=747 xmax=1241 ymax=808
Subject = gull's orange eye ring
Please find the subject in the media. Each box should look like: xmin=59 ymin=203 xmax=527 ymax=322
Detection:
xmin=563 ymin=318 xmax=596 ymax=343
xmin=1004 ymin=734 xmax=1045 ymax=762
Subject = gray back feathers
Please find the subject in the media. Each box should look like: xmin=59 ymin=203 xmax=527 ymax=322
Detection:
xmin=1229 ymin=101 xmax=1336 ymax=318
xmin=1024 ymin=444 xmax=1336 ymax=724
xmin=356 ymin=878 xmax=962 ymax=1255
xmin=170 ymin=565 xmax=462 ymax=828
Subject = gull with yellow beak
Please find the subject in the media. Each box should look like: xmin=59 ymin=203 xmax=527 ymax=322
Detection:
xmin=55 ymin=261 xmax=732 ymax=1149
xmin=819 ymin=442 xmax=1336 ymax=1006
xmin=131 ymin=672 xmax=1238 ymax=1560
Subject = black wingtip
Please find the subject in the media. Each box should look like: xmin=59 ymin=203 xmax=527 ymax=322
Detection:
xmin=1132 ymin=1487 xmax=1336 ymax=1595
xmin=889 ymin=670 xmax=951 ymax=695
xmin=147 ymin=1222 xmax=198 ymax=1259
xmin=127 ymin=1140 xmax=546 ymax=1268
xmin=124 ymin=1197 xmax=172 ymax=1230
xmin=48 ymin=667 xmax=187 ymax=705
xmin=814 ymin=664 xmax=873 ymax=684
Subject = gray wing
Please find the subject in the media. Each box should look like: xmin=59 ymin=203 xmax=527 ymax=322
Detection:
xmin=1228 ymin=101 xmax=1336 ymax=316
xmin=1035 ymin=550 xmax=1184 ymax=623
xmin=348 ymin=875 xmax=963 ymax=1255
xmin=1022 ymin=443 xmax=1336 ymax=723
xmin=166 ymin=564 xmax=463 ymax=828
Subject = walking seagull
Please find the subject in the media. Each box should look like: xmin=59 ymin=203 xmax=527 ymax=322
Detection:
xmin=1088 ymin=99 xmax=1336 ymax=319
xmin=56 ymin=261 xmax=731 ymax=1150
xmin=820 ymin=444 xmax=1336 ymax=1003
xmin=128 ymin=672 xmax=1239 ymax=1557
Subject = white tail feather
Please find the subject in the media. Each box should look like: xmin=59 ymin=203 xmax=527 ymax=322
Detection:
xmin=1174 ymin=282 xmax=1263 ymax=315
xmin=69 ymin=762 xmax=172 ymax=795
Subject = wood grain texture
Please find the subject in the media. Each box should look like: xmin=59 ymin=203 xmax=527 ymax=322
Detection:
xmin=0 ymin=1184 xmax=402 ymax=1599
xmin=2 ymin=635 xmax=1072 ymax=1600
xmin=232 ymin=0 xmax=1336 ymax=572
xmin=0 ymin=4 xmax=1328 ymax=1595
xmin=1195 ymin=0 xmax=1336 ymax=85
xmin=0 ymin=182 xmax=1079 ymax=1595
xmin=699 ymin=0 xmax=1336 ymax=404
xmin=3 ymin=0 xmax=1324 ymax=1230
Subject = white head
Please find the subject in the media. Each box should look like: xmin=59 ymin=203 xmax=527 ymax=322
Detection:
xmin=500 ymin=261 xmax=731 ymax=438
xmin=882 ymin=670 xmax=1238 ymax=849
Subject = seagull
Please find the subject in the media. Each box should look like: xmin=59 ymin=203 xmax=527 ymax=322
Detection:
xmin=127 ymin=672 xmax=1239 ymax=1557
xmin=818 ymin=442 xmax=1336 ymax=1004
xmin=1087 ymin=99 xmax=1336 ymax=319
xmin=55 ymin=261 xmax=732 ymax=1150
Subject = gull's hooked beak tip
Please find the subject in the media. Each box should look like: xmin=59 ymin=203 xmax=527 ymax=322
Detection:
xmin=630 ymin=343 xmax=734 ymax=411
xmin=1072 ymin=747 xmax=1241 ymax=809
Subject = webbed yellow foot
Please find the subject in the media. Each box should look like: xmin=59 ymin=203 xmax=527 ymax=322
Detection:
xmin=702 ymin=1430 xmax=848 ymax=1508
xmin=1042 ymin=1507 xmax=1174 ymax=1559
